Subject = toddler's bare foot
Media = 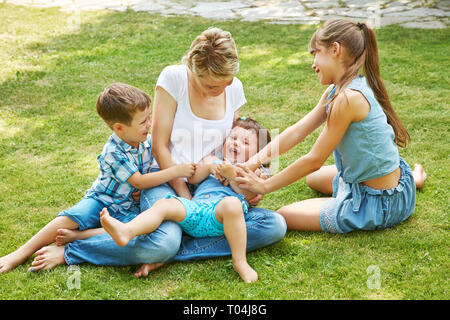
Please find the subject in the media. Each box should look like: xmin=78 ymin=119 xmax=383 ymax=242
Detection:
xmin=134 ymin=263 xmax=164 ymax=278
xmin=100 ymin=208 xmax=132 ymax=247
xmin=218 ymin=161 xmax=236 ymax=181
xmin=0 ymin=250 xmax=29 ymax=274
xmin=233 ymin=260 xmax=258 ymax=283
xmin=413 ymin=163 xmax=427 ymax=189
xmin=56 ymin=228 xmax=80 ymax=246
xmin=28 ymin=245 xmax=66 ymax=272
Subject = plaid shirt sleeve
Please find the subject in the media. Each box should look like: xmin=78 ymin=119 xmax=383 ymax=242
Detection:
xmin=103 ymin=150 xmax=138 ymax=183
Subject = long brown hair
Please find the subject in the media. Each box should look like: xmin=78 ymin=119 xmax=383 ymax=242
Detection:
xmin=309 ymin=19 xmax=410 ymax=147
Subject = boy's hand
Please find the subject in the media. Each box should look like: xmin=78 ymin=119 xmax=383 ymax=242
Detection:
xmin=131 ymin=189 xmax=141 ymax=202
xmin=176 ymin=162 xmax=196 ymax=178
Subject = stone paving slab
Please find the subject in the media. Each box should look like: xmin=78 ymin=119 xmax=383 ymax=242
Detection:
xmin=4 ymin=0 xmax=449 ymax=28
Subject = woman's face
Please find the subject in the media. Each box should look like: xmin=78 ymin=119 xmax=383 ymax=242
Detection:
xmin=192 ymin=72 xmax=234 ymax=97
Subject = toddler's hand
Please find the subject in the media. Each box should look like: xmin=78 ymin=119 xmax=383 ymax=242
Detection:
xmin=177 ymin=162 xmax=196 ymax=178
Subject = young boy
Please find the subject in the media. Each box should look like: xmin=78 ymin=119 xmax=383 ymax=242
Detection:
xmin=99 ymin=118 xmax=271 ymax=283
xmin=0 ymin=83 xmax=195 ymax=274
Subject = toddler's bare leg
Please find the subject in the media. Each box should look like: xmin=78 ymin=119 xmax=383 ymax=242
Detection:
xmin=100 ymin=198 xmax=186 ymax=247
xmin=215 ymin=197 xmax=258 ymax=283
xmin=0 ymin=216 xmax=77 ymax=274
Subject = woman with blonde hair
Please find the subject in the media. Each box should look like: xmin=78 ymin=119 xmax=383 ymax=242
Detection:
xmin=56 ymin=27 xmax=286 ymax=277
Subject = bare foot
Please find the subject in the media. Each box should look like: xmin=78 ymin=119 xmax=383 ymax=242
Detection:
xmin=100 ymin=208 xmax=132 ymax=247
xmin=233 ymin=260 xmax=258 ymax=283
xmin=413 ymin=163 xmax=427 ymax=189
xmin=218 ymin=161 xmax=236 ymax=181
xmin=56 ymin=229 xmax=80 ymax=246
xmin=134 ymin=263 xmax=164 ymax=278
xmin=28 ymin=245 xmax=66 ymax=272
xmin=0 ymin=249 xmax=29 ymax=274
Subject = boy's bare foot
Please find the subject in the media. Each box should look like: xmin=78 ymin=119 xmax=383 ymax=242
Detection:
xmin=100 ymin=208 xmax=132 ymax=247
xmin=28 ymin=245 xmax=66 ymax=272
xmin=134 ymin=263 xmax=164 ymax=278
xmin=413 ymin=163 xmax=427 ymax=189
xmin=233 ymin=260 xmax=258 ymax=283
xmin=0 ymin=249 xmax=29 ymax=274
xmin=56 ymin=228 xmax=80 ymax=246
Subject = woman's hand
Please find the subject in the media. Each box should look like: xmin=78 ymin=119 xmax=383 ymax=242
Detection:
xmin=235 ymin=164 xmax=269 ymax=195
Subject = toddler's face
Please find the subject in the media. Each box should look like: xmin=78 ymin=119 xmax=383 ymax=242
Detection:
xmin=222 ymin=126 xmax=258 ymax=164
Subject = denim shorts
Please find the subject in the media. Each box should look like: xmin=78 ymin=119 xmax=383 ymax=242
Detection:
xmin=167 ymin=194 xmax=248 ymax=238
xmin=58 ymin=197 xmax=136 ymax=231
xmin=319 ymin=158 xmax=416 ymax=234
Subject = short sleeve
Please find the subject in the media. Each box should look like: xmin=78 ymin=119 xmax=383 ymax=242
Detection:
xmin=102 ymin=151 xmax=138 ymax=183
xmin=155 ymin=65 xmax=184 ymax=102
xmin=229 ymin=77 xmax=247 ymax=113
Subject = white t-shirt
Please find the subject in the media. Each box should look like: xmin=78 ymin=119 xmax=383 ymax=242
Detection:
xmin=155 ymin=64 xmax=246 ymax=165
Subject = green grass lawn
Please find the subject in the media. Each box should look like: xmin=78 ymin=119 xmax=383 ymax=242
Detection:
xmin=0 ymin=4 xmax=448 ymax=300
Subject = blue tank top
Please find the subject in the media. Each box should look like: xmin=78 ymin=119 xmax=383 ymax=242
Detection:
xmin=326 ymin=75 xmax=399 ymax=183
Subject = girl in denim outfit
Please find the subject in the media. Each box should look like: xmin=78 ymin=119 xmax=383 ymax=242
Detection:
xmin=235 ymin=19 xmax=426 ymax=234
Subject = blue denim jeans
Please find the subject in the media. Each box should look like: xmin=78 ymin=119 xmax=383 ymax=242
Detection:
xmin=63 ymin=169 xmax=286 ymax=266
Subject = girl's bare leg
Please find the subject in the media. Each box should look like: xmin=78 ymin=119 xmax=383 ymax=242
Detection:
xmin=0 ymin=216 xmax=77 ymax=274
xmin=306 ymin=165 xmax=337 ymax=195
xmin=412 ymin=163 xmax=427 ymax=189
xmin=56 ymin=228 xmax=106 ymax=246
xmin=100 ymin=198 xmax=186 ymax=247
xmin=308 ymin=163 xmax=427 ymax=194
xmin=277 ymin=198 xmax=329 ymax=231
xmin=215 ymin=197 xmax=258 ymax=283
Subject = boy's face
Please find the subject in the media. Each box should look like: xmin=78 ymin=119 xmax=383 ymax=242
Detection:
xmin=115 ymin=107 xmax=151 ymax=148
xmin=222 ymin=126 xmax=258 ymax=164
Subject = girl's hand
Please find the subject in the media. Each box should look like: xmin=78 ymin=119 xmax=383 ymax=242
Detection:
xmin=235 ymin=164 xmax=268 ymax=195
xmin=246 ymin=168 xmax=269 ymax=206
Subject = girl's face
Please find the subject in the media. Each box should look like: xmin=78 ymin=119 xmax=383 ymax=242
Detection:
xmin=192 ymin=72 xmax=234 ymax=97
xmin=311 ymin=44 xmax=338 ymax=85
xmin=222 ymin=126 xmax=258 ymax=164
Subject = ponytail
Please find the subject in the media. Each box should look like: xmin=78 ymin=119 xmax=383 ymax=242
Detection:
xmin=360 ymin=23 xmax=410 ymax=148
xmin=309 ymin=19 xmax=410 ymax=148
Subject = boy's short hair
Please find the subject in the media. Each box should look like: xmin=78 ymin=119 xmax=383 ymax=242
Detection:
xmin=232 ymin=117 xmax=271 ymax=168
xmin=97 ymin=83 xmax=151 ymax=128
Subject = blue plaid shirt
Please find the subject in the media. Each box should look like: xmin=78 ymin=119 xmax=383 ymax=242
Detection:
xmin=85 ymin=133 xmax=154 ymax=215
